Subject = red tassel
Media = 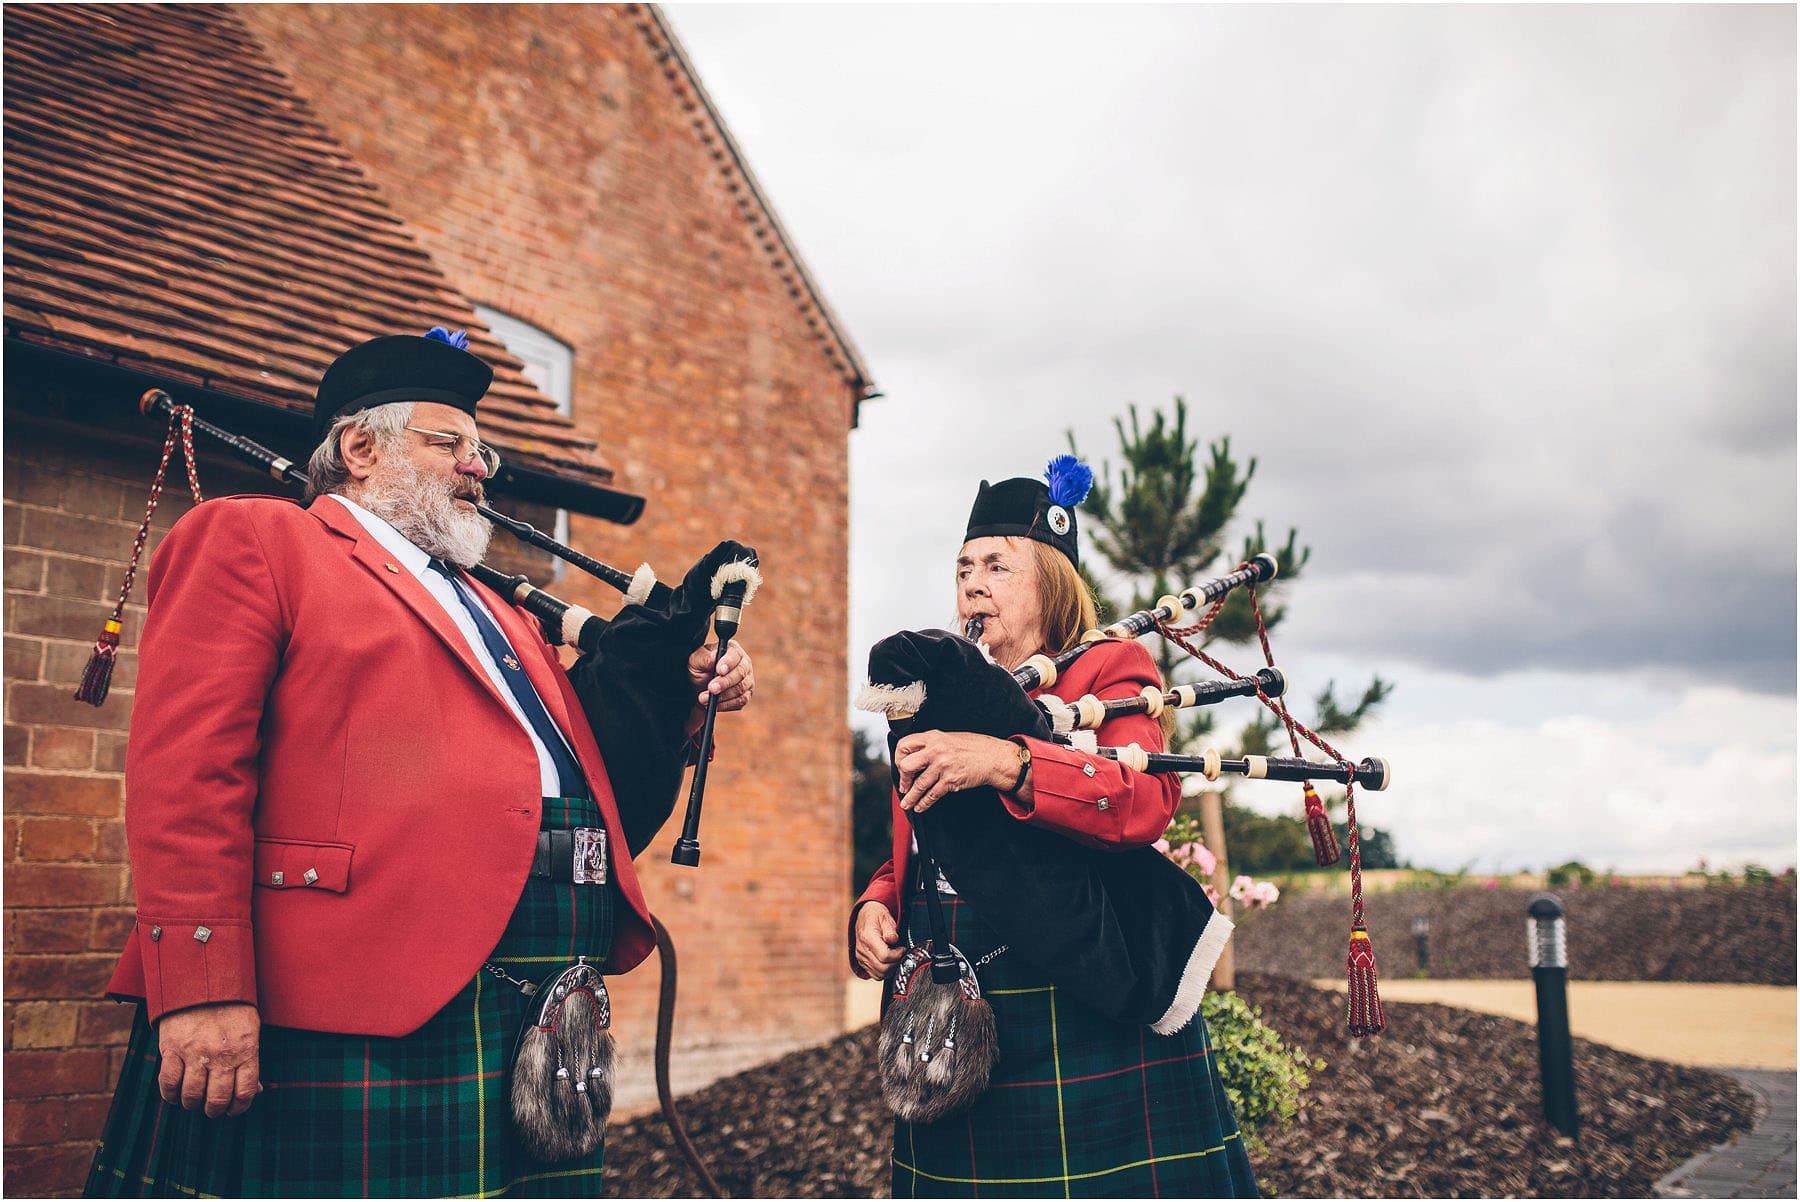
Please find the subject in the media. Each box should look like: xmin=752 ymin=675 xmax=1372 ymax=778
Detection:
xmin=1346 ymin=922 xmax=1385 ymax=1036
xmin=1304 ymin=783 xmax=1340 ymax=867
xmin=74 ymin=620 xmax=123 ymax=707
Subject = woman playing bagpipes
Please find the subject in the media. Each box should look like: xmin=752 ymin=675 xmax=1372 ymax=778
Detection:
xmin=849 ymin=458 xmax=1258 ymax=1198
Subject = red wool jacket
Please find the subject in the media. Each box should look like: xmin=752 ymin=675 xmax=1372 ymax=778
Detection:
xmin=105 ymin=495 xmax=659 ymax=1035
xmin=849 ymin=637 xmax=1183 ymax=976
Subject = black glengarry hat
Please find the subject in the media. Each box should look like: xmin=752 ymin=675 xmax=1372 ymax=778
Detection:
xmin=964 ymin=454 xmax=1094 ymax=567
xmin=313 ymin=327 xmax=492 ymax=442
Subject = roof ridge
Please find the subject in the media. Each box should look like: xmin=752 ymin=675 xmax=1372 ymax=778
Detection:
xmin=629 ymin=4 xmax=874 ymax=401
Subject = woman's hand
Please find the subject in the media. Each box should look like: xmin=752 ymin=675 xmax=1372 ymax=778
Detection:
xmin=854 ymin=903 xmax=905 ymax=979
xmin=894 ymin=730 xmax=1017 ymax=815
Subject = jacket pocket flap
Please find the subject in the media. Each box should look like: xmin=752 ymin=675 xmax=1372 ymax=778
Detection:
xmin=253 ymin=838 xmax=353 ymax=893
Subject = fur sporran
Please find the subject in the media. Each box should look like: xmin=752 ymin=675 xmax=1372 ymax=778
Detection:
xmin=878 ymin=943 xmax=999 ymax=1124
xmin=510 ymin=958 xmax=616 ymax=1162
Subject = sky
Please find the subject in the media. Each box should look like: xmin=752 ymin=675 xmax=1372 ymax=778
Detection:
xmin=665 ymin=3 xmax=1797 ymax=874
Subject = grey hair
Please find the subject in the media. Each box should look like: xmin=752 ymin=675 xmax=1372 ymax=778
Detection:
xmin=303 ymin=402 xmax=415 ymax=502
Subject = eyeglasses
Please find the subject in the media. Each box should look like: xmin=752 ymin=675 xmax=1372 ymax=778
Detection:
xmin=405 ymin=426 xmax=501 ymax=475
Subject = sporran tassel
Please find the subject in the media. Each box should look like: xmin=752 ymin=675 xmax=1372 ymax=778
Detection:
xmin=1303 ymin=782 xmax=1340 ymax=867
xmin=1346 ymin=922 xmax=1386 ymax=1036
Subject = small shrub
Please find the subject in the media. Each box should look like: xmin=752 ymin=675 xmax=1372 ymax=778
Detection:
xmin=1547 ymin=860 xmax=1597 ymax=889
xmin=1203 ymin=990 xmax=1321 ymax=1155
xmin=1392 ymin=867 xmax=1468 ymax=892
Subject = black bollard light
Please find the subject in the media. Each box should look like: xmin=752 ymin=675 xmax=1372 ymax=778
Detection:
xmin=1528 ymin=893 xmax=1579 ymax=1138
xmin=1412 ymin=915 xmax=1430 ymax=973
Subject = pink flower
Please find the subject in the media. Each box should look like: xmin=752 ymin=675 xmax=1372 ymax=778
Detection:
xmin=1202 ymin=884 xmax=1220 ymax=906
xmin=1192 ymin=844 xmax=1218 ymax=877
xmin=1230 ymin=875 xmax=1255 ymax=902
xmin=1153 ymin=838 xmax=1172 ymax=856
xmin=1483 ymin=878 xmax=1499 ymax=890
xmin=1252 ymin=881 xmax=1281 ymax=907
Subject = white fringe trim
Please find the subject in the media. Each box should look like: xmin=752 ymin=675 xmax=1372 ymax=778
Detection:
xmin=1048 ymin=703 xmax=1075 ymax=735
xmin=1150 ymin=909 xmax=1235 ymax=1035
xmin=1068 ymin=729 xmax=1099 ymax=754
xmin=710 ymin=559 xmax=762 ymax=604
xmin=855 ymin=680 xmax=926 ymax=716
xmin=624 ymin=563 xmax=657 ymax=607
xmin=560 ymin=603 xmax=597 ymax=648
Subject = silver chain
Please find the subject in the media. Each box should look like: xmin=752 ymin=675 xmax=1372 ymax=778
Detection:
xmin=483 ymin=962 xmax=538 ymax=995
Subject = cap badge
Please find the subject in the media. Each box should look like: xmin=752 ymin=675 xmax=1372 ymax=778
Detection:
xmin=1047 ymin=505 xmax=1072 ymax=536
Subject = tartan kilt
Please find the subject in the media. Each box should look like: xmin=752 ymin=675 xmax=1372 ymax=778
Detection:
xmin=891 ymin=882 xmax=1259 ymax=1199
xmin=85 ymin=795 xmax=618 ymax=1199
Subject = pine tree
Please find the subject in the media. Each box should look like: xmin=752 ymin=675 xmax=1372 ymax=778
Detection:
xmin=850 ymin=727 xmax=895 ymax=898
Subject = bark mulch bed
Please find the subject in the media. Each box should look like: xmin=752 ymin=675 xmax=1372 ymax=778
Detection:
xmin=604 ymin=971 xmax=1755 ymax=1197
xmin=1236 ymin=883 xmax=1796 ymax=984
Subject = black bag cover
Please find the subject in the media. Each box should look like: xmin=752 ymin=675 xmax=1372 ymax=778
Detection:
xmin=565 ymin=540 xmax=756 ymax=855
xmin=867 ymin=628 xmax=1223 ymax=1033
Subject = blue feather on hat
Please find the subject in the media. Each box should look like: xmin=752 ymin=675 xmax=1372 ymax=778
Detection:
xmin=424 ymin=326 xmax=470 ymax=350
xmin=1044 ymin=454 xmax=1093 ymax=508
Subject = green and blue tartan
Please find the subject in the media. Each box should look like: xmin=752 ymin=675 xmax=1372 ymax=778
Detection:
xmin=892 ymin=882 xmax=1259 ymax=1199
xmin=85 ymin=796 xmax=616 ymax=1199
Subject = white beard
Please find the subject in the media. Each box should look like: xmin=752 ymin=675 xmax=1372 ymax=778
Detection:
xmin=354 ymin=455 xmax=492 ymax=567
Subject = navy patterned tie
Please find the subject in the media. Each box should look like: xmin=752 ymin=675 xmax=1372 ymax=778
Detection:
xmin=429 ymin=559 xmax=587 ymax=798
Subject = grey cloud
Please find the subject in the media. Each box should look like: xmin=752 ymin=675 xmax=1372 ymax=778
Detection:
xmin=671 ymin=3 xmax=1794 ymax=692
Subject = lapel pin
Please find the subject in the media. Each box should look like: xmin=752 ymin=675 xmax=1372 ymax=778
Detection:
xmin=384 ymin=562 xmax=399 ymax=573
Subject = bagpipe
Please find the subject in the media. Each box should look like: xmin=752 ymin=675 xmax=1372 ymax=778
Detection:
xmin=81 ymin=389 xmax=759 ymax=870
xmin=858 ymin=558 xmax=1389 ymax=1121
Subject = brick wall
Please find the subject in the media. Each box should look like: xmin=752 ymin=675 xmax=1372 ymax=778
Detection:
xmin=3 ymin=410 xmax=267 ymax=1195
xmin=2 ymin=5 xmax=857 ymax=1192
xmin=235 ymin=0 xmax=857 ymax=1097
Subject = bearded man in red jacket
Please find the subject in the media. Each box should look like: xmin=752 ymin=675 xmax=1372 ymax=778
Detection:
xmin=84 ymin=328 xmax=754 ymax=1198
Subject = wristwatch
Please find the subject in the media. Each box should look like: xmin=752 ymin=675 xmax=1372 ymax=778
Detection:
xmin=1009 ymin=740 xmax=1032 ymax=795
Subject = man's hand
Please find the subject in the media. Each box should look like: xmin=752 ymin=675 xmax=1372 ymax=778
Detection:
xmin=157 ymin=1002 xmax=262 ymax=1117
xmin=687 ymin=639 xmax=754 ymax=713
xmin=854 ymin=903 xmax=905 ymax=979
xmin=894 ymin=730 xmax=1018 ymax=814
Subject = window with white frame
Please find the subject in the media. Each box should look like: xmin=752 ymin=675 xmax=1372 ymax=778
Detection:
xmin=474 ymin=305 xmax=576 ymax=559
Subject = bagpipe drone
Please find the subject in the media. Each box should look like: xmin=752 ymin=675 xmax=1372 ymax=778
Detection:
xmin=858 ymin=543 xmax=1392 ymax=1127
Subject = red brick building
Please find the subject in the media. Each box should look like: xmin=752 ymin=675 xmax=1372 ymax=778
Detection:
xmin=3 ymin=5 xmax=871 ymax=1193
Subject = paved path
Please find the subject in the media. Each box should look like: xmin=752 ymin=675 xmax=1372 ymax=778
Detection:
xmin=1309 ymin=979 xmax=1795 ymax=1069
xmin=1655 ymin=1069 xmax=1796 ymax=1199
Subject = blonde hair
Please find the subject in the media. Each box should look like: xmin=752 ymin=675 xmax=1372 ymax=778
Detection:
xmin=1030 ymin=540 xmax=1176 ymax=742
xmin=1029 ymin=540 xmax=1102 ymax=656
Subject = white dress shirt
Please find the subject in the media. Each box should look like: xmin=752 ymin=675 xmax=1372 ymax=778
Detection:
xmin=327 ymin=493 xmax=570 ymax=796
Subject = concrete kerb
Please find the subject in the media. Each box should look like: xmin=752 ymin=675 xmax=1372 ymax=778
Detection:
xmin=1656 ymin=1070 xmax=1797 ymax=1199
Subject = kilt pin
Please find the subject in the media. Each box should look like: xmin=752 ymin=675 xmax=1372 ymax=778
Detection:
xmin=856 ymin=640 xmax=1260 ymax=1199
